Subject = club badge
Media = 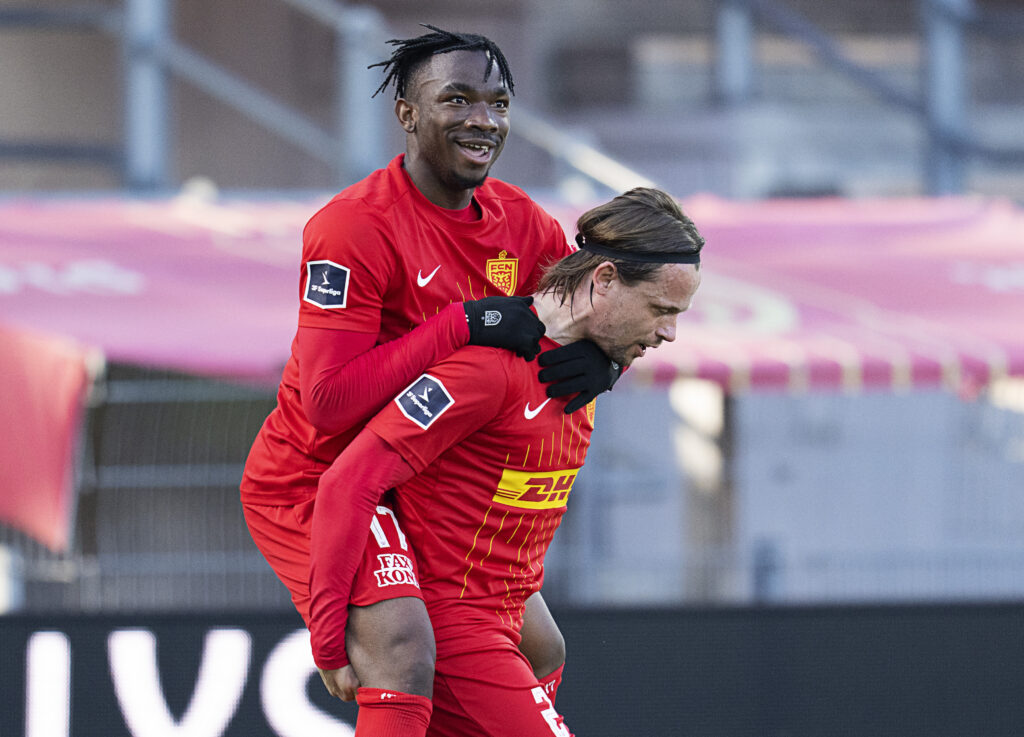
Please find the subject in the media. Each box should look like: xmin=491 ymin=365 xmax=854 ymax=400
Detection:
xmin=485 ymin=250 xmax=518 ymax=296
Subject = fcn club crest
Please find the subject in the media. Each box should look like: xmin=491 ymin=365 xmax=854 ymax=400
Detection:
xmin=485 ymin=250 xmax=518 ymax=296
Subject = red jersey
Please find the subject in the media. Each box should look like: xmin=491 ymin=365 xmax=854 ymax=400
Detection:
xmin=241 ymin=155 xmax=572 ymax=504
xmin=312 ymin=337 xmax=594 ymax=663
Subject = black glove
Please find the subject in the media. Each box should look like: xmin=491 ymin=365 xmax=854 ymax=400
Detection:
xmin=537 ymin=339 xmax=622 ymax=414
xmin=464 ymin=295 xmax=546 ymax=361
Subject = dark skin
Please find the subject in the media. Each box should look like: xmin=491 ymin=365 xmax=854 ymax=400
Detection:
xmin=318 ymin=49 xmax=565 ymax=702
xmin=397 ymin=49 xmax=511 ymax=209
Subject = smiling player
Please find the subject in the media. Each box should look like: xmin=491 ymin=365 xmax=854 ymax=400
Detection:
xmin=240 ymin=25 xmax=623 ymax=737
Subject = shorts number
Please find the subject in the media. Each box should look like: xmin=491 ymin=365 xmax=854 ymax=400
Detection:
xmin=531 ymin=686 xmax=571 ymax=737
xmin=369 ymin=505 xmax=409 ymax=551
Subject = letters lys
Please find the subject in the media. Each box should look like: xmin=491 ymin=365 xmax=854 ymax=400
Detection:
xmin=23 ymin=628 xmax=354 ymax=737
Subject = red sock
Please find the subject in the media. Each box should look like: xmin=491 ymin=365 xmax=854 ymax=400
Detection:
xmin=354 ymin=687 xmax=432 ymax=737
xmin=537 ymin=663 xmax=565 ymax=705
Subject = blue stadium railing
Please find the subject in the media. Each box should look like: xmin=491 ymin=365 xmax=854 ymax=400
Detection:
xmin=716 ymin=0 xmax=1024 ymax=194
xmin=5 ymin=0 xmax=1021 ymax=195
xmin=0 ymin=0 xmax=654 ymax=195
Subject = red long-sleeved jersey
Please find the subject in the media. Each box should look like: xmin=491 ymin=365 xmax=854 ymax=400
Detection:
xmin=310 ymin=337 xmax=595 ymax=669
xmin=241 ymin=154 xmax=573 ymax=505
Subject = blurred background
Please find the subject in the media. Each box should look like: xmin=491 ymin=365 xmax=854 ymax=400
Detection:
xmin=2 ymin=1 xmax=1024 ymax=735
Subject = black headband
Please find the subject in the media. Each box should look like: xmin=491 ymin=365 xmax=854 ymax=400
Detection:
xmin=575 ymin=233 xmax=701 ymax=265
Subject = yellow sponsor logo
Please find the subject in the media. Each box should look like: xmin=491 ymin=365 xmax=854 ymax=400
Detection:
xmin=585 ymin=399 xmax=596 ymax=425
xmin=492 ymin=468 xmax=580 ymax=509
xmin=485 ymin=250 xmax=519 ymax=296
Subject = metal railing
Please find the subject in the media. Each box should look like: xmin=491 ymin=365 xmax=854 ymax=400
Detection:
xmin=5 ymin=1 xmax=1024 ymax=195
xmin=1 ymin=0 xmax=654 ymax=194
xmin=121 ymin=0 xmax=388 ymax=189
xmin=715 ymin=0 xmax=1024 ymax=194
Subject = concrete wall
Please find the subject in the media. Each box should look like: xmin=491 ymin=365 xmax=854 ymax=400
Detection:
xmin=554 ymin=380 xmax=1024 ymax=606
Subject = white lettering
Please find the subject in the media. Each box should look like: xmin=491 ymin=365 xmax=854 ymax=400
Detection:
xmin=310 ymin=284 xmax=342 ymax=297
xmin=21 ymin=263 xmax=61 ymax=293
xmin=0 ymin=260 xmax=145 ymax=296
xmin=375 ymin=506 xmax=409 ymax=551
xmin=27 ymin=631 xmax=71 ymax=737
xmin=262 ymin=629 xmax=354 ymax=737
xmin=369 ymin=515 xmax=390 ymax=548
xmin=373 ymin=552 xmax=418 ymax=587
xmin=64 ymin=259 xmax=145 ymax=294
xmin=21 ymin=626 xmax=360 ymax=737
xmin=405 ymin=391 xmax=433 ymax=417
xmin=950 ymin=262 xmax=1024 ymax=293
xmin=532 ymin=686 xmax=571 ymax=737
xmin=108 ymin=628 xmax=250 ymax=737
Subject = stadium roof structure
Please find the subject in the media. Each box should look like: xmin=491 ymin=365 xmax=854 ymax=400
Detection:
xmin=2 ymin=191 xmax=1023 ymax=394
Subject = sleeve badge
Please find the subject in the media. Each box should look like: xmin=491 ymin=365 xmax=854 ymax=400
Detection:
xmin=303 ymin=260 xmax=350 ymax=309
xmin=395 ymin=374 xmax=454 ymax=429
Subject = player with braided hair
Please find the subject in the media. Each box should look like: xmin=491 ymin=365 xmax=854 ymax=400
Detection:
xmin=369 ymin=24 xmax=515 ymax=99
xmin=241 ymin=24 xmax=619 ymax=736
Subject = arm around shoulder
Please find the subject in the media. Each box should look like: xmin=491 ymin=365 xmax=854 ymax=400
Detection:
xmin=298 ymin=303 xmax=470 ymax=435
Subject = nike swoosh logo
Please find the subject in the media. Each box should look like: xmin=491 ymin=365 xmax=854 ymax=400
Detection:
xmin=417 ymin=265 xmax=441 ymax=287
xmin=523 ymin=398 xmax=552 ymax=420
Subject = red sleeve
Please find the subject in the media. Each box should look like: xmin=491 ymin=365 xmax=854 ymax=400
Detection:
xmin=298 ymin=302 xmax=470 ymax=435
xmin=308 ymin=431 xmax=416 ymax=670
xmin=298 ymin=205 xmax=395 ymax=333
xmin=366 ymin=348 xmax=510 ymax=474
xmin=308 ymin=349 xmax=513 ymax=668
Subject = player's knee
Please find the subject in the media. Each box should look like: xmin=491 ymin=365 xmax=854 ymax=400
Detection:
xmin=352 ymin=627 xmax=435 ymax=695
xmin=387 ymin=635 xmax=436 ymax=693
xmin=347 ymin=598 xmax=436 ymax=696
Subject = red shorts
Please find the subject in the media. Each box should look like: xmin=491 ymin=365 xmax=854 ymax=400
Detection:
xmin=242 ymin=493 xmax=422 ymax=624
xmin=428 ymin=649 xmax=574 ymax=737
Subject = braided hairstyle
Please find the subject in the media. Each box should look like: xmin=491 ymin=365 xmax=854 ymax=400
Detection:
xmin=369 ymin=24 xmax=515 ymax=99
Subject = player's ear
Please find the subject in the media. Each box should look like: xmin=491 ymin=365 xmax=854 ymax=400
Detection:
xmin=396 ymin=98 xmax=417 ymax=133
xmin=591 ymin=261 xmax=618 ymax=296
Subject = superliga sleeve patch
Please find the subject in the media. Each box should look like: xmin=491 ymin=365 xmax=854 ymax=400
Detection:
xmin=395 ymin=374 xmax=454 ymax=429
xmin=304 ymin=259 xmax=350 ymax=309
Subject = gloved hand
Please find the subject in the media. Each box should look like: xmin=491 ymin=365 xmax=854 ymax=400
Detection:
xmin=464 ymin=295 xmax=546 ymax=361
xmin=538 ymin=339 xmax=622 ymax=414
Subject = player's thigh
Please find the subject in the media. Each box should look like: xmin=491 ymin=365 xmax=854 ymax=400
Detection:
xmin=346 ymin=501 xmax=434 ymax=694
xmin=346 ymin=597 xmax=435 ymax=694
xmin=243 ymin=497 xmax=424 ymax=630
xmin=519 ymin=591 xmax=566 ymax=679
xmin=429 ymin=653 xmax=573 ymax=737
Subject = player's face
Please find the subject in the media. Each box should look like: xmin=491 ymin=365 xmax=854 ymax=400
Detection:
xmin=588 ymin=263 xmax=701 ymax=368
xmin=398 ymin=50 xmax=511 ymax=208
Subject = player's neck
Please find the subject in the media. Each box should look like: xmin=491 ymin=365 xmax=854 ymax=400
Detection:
xmin=532 ymin=290 xmax=591 ymax=346
xmin=402 ymin=156 xmax=476 ymax=210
